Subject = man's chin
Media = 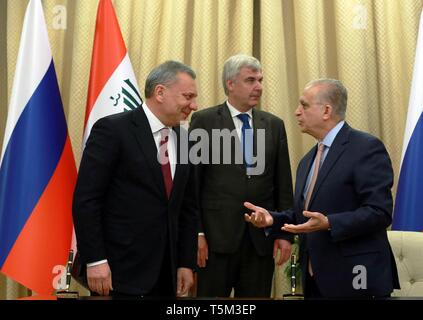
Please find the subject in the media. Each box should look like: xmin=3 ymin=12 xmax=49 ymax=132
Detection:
xmin=176 ymin=114 xmax=191 ymax=126
xmin=247 ymin=102 xmax=259 ymax=109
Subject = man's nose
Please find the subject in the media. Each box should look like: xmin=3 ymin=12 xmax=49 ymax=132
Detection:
xmin=190 ymin=100 xmax=198 ymax=111
xmin=255 ymin=81 xmax=263 ymax=90
xmin=295 ymin=105 xmax=302 ymax=116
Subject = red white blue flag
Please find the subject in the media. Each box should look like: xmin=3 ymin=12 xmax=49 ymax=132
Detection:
xmin=83 ymin=0 xmax=141 ymax=147
xmin=0 ymin=0 xmax=76 ymax=294
xmin=393 ymin=10 xmax=423 ymax=232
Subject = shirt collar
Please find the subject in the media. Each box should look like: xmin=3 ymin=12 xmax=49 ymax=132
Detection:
xmin=320 ymin=121 xmax=345 ymax=147
xmin=142 ymin=102 xmax=169 ymax=134
xmin=226 ymin=101 xmax=253 ymax=119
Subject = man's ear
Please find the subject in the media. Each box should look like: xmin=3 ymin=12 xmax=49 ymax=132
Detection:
xmin=155 ymin=85 xmax=165 ymax=102
xmin=323 ymin=104 xmax=333 ymax=120
xmin=226 ymin=79 xmax=234 ymax=92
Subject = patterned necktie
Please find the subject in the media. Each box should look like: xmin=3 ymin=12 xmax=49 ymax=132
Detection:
xmin=159 ymin=128 xmax=173 ymax=199
xmin=236 ymin=113 xmax=254 ymax=168
xmin=305 ymin=143 xmax=325 ymax=276
xmin=304 ymin=143 xmax=325 ymax=210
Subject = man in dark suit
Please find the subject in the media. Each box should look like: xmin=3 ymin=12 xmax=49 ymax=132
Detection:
xmin=73 ymin=61 xmax=199 ymax=297
xmin=190 ymin=54 xmax=293 ymax=297
xmin=245 ymin=78 xmax=400 ymax=298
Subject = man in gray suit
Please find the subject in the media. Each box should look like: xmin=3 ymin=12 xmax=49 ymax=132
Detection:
xmin=190 ymin=54 xmax=293 ymax=297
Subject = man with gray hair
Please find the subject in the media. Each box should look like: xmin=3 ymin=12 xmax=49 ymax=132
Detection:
xmin=190 ymin=54 xmax=293 ymax=297
xmin=245 ymin=79 xmax=400 ymax=298
xmin=73 ymin=60 xmax=199 ymax=298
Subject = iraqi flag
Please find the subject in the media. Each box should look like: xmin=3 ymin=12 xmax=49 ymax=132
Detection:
xmin=0 ymin=0 xmax=76 ymax=294
xmin=392 ymin=10 xmax=423 ymax=232
xmin=83 ymin=0 xmax=141 ymax=146
xmin=70 ymin=0 xmax=141 ymax=267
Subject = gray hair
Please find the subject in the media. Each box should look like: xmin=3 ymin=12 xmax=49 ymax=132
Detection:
xmin=305 ymin=78 xmax=348 ymax=120
xmin=144 ymin=60 xmax=196 ymax=98
xmin=222 ymin=54 xmax=262 ymax=95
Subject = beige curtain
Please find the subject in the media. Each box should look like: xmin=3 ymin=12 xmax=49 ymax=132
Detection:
xmin=1 ymin=0 xmax=422 ymax=299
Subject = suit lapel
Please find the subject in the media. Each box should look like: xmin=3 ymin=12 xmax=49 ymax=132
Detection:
xmin=252 ymin=108 xmax=264 ymax=162
xmin=219 ymin=103 xmax=237 ymax=132
xmin=308 ymin=123 xmax=350 ymax=208
xmin=295 ymin=147 xmax=316 ymax=208
xmin=171 ymin=126 xmax=188 ymax=201
xmin=131 ymin=107 xmax=167 ymax=197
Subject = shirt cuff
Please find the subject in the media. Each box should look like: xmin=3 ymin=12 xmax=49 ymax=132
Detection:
xmin=87 ymin=259 xmax=108 ymax=268
xmin=264 ymin=226 xmax=272 ymax=237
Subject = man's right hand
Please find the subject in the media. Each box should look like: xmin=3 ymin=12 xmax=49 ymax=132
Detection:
xmin=197 ymin=234 xmax=208 ymax=268
xmin=87 ymin=262 xmax=113 ymax=296
xmin=244 ymin=201 xmax=274 ymax=228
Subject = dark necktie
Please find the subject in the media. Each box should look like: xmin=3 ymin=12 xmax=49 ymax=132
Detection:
xmin=159 ymin=128 xmax=173 ymax=198
xmin=236 ymin=113 xmax=253 ymax=168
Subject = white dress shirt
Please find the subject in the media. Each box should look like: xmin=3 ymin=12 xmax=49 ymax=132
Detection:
xmin=142 ymin=102 xmax=176 ymax=178
xmin=226 ymin=101 xmax=254 ymax=141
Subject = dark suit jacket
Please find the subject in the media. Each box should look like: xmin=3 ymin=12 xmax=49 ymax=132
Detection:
xmin=190 ymin=103 xmax=293 ymax=256
xmin=271 ymin=123 xmax=400 ymax=297
xmin=72 ymin=107 xmax=198 ymax=295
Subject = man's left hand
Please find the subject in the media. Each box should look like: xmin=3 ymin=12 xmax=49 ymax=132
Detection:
xmin=273 ymin=239 xmax=292 ymax=265
xmin=282 ymin=211 xmax=330 ymax=233
xmin=176 ymin=267 xmax=194 ymax=297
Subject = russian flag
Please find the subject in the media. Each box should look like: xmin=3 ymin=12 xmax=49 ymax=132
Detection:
xmin=0 ymin=0 xmax=76 ymax=294
xmin=392 ymin=10 xmax=423 ymax=232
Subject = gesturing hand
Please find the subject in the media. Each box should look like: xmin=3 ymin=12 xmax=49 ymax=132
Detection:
xmin=243 ymin=201 xmax=274 ymax=228
xmin=282 ymin=210 xmax=330 ymax=233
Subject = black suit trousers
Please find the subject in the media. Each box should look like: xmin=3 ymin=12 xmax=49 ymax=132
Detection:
xmin=197 ymin=230 xmax=274 ymax=298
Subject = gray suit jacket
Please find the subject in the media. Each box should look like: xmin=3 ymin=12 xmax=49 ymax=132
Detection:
xmin=190 ymin=103 xmax=293 ymax=256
